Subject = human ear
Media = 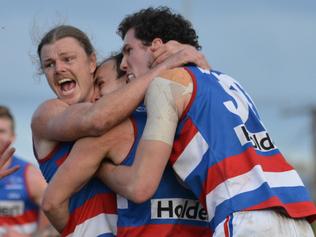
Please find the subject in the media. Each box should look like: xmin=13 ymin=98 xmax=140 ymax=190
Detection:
xmin=150 ymin=38 xmax=163 ymax=51
xmin=89 ymin=53 xmax=97 ymax=74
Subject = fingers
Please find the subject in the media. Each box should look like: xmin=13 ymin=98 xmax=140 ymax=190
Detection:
xmin=0 ymin=165 xmax=19 ymax=179
xmin=151 ymin=40 xmax=184 ymax=67
xmin=151 ymin=40 xmax=211 ymax=71
xmin=0 ymin=145 xmax=15 ymax=167
xmin=195 ymin=53 xmax=211 ymax=70
xmin=0 ymin=142 xmax=17 ymax=179
xmin=152 ymin=51 xmax=170 ymax=67
xmin=0 ymin=141 xmax=11 ymax=155
xmin=176 ymin=47 xmax=211 ymax=70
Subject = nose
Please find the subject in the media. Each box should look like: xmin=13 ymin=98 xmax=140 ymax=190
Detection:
xmin=55 ymin=60 xmax=66 ymax=74
xmin=120 ymin=55 xmax=128 ymax=72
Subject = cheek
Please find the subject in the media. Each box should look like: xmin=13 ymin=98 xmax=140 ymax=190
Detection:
xmin=0 ymin=133 xmax=11 ymax=141
xmin=45 ymin=70 xmax=55 ymax=83
xmin=46 ymin=77 xmax=56 ymax=89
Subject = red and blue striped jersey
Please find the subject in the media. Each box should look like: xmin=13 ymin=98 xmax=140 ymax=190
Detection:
xmin=37 ymin=142 xmax=117 ymax=237
xmin=169 ymin=66 xmax=316 ymax=233
xmin=0 ymin=156 xmax=39 ymax=235
xmin=116 ymin=106 xmax=211 ymax=236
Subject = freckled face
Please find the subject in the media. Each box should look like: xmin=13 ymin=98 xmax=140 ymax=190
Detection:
xmin=40 ymin=37 xmax=96 ymax=104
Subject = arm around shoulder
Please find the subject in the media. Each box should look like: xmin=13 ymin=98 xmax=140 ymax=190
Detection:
xmin=96 ymin=76 xmax=184 ymax=203
xmin=31 ymin=99 xmax=106 ymax=142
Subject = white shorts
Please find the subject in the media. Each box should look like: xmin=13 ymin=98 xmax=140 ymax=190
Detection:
xmin=213 ymin=210 xmax=314 ymax=237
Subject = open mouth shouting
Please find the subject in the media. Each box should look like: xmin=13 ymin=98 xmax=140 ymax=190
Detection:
xmin=57 ymin=78 xmax=77 ymax=96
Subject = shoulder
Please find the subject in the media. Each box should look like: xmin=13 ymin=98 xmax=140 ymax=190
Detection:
xmin=31 ymin=98 xmax=68 ymax=133
xmin=158 ymin=67 xmax=192 ymax=86
xmin=32 ymin=99 xmax=67 ymax=120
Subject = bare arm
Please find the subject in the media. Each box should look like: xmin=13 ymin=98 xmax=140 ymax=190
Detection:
xmin=41 ymin=121 xmax=131 ymax=231
xmin=25 ymin=165 xmax=58 ymax=236
xmin=32 ymin=66 xmax=160 ymax=142
xmin=32 ymin=41 xmax=205 ymax=144
xmin=41 ymin=136 xmax=110 ymax=232
xmin=97 ymin=140 xmax=171 ymax=203
xmin=32 ymin=52 xmax=189 ymax=144
xmin=97 ymin=70 xmax=191 ymax=203
xmin=0 ymin=142 xmax=19 ymax=179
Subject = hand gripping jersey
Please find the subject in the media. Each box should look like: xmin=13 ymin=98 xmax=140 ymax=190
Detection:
xmin=36 ymin=142 xmax=117 ymax=237
xmin=169 ymin=66 xmax=316 ymax=233
xmin=0 ymin=156 xmax=39 ymax=235
xmin=116 ymin=105 xmax=211 ymax=237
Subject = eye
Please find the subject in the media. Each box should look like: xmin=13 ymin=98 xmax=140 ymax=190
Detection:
xmin=64 ymin=56 xmax=75 ymax=63
xmin=95 ymin=79 xmax=104 ymax=90
xmin=123 ymin=46 xmax=132 ymax=55
xmin=126 ymin=47 xmax=132 ymax=54
xmin=43 ymin=62 xmax=55 ymax=69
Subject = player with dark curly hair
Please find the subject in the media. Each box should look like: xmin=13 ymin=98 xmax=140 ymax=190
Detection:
xmin=117 ymin=6 xmax=201 ymax=50
xmin=99 ymin=6 xmax=316 ymax=236
xmin=0 ymin=105 xmax=56 ymax=236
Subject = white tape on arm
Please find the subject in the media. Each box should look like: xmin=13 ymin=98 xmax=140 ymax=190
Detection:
xmin=142 ymin=77 xmax=182 ymax=145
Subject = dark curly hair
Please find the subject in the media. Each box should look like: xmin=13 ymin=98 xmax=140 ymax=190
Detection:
xmin=117 ymin=6 xmax=201 ymax=50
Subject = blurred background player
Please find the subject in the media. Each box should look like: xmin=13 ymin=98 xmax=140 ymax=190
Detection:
xmin=0 ymin=105 xmax=57 ymax=237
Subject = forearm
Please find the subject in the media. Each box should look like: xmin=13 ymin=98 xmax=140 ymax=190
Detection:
xmin=97 ymin=140 xmax=170 ymax=203
xmin=85 ymin=63 xmax=168 ymax=134
xmin=43 ymin=199 xmax=69 ymax=233
xmin=41 ymin=173 xmax=70 ymax=232
xmin=33 ymin=211 xmax=59 ymax=237
xmin=41 ymin=137 xmax=108 ymax=228
xmin=97 ymin=162 xmax=139 ymax=201
xmin=42 ymin=152 xmax=99 ymax=216
xmin=32 ymin=225 xmax=59 ymax=237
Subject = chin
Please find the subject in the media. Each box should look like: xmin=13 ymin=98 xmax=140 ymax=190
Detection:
xmin=61 ymin=96 xmax=80 ymax=105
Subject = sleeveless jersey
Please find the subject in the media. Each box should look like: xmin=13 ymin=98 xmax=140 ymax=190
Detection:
xmin=168 ymin=66 xmax=316 ymax=233
xmin=0 ymin=156 xmax=39 ymax=235
xmin=36 ymin=142 xmax=117 ymax=237
xmin=116 ymin=105 xmax=211 ymax=236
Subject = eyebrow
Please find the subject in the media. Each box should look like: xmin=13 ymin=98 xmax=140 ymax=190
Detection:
xmin=42 ymin=52 xmax=75 ymax=63
xmin=42 ymin=58 xmax=53 ymax=64
xmin=121 ymin=44 xmax=129 ymax=53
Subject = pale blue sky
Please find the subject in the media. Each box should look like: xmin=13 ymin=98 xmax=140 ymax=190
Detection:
xmin=0 ymin=0 xmax=315 ymax=179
